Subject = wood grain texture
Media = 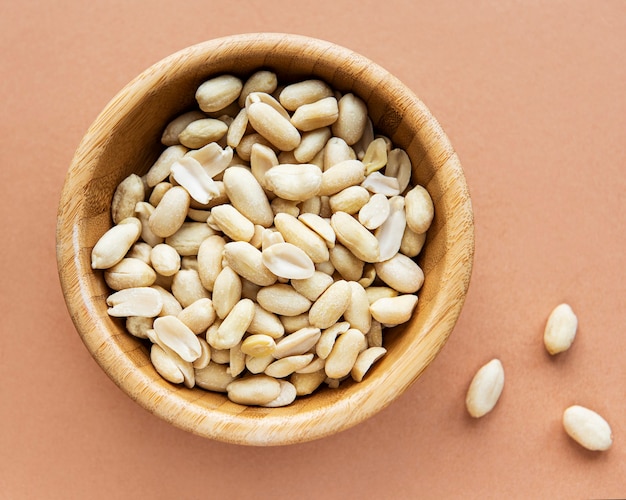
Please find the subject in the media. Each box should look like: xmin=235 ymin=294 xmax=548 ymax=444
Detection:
xmin=56 ymin=33 xmax=474 ymax=446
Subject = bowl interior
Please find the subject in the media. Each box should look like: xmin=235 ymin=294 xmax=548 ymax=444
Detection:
xmin=57 ymin=33 xmax=474 ymax=445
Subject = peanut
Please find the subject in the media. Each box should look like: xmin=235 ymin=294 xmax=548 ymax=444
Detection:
xmin=562 ymin=405 xmax=613 ymax=451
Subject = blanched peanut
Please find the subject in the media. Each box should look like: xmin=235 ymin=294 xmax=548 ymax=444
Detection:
xmin=148 ymin=182 xmax=172 ymax=207
xmin=247 ymin=304 xmax=285 ymax=339
xmin=369 ymin=294 xmax=418 ymax=325
xmin=331 ymin=211 xmax=380 ymax=263
xmin=465 ymin=359 xmax=505 ymax=418
xmin=400 ymin=226 xmax=427 ymax=257
xmin=543 ymin=303 xmax=578 ymax=355
xmin=150 ymin=244 xmax=180 ymax=276
xmin=265 ymin=354 xmax=314 ymax=378
xmin=177 ymin=298 xmax=216 ymax=334
xmin=127 ymin=242 xmax=152 ymax=265
xmin=161 ymin=111 xmax=206 ymax=146
xmin=210 ymin=204 xmax=255 ymax=242
xmin=213 ymin=298 xmax=255 ymax=349
xmin=192 ymin=337 xmax=211 ymax=370
xmin=274 ymin=213 xmax=329 ymax=264
xmin=262 ymin=380 xmax=297 ymax=408
xmin=226 ymin=375 xmax=281 ymax=406
xmin=152 ymin=315 xmax=202 ymax=363
xmin=223 ymin=241 xmax=277 ymax=287
xmin=279 ymin=79 xmax=333 ymax=111
xmin=386 ymin=148 xmax=412 ymax=193
xmin=229 ymin=343 xmax=246 ymax=377
xmin=256 ymin=284 xmax=312 ymax=317
xmin=344 ymin=281 xmax=371 ymax=334
xmin=261 ymin=242 xmax=315 ymax=280
xmin=104 ymin=258 xmax=156 ymax=291
xmin=264 ymin=163 xmax=322 ymax=202
xmin=358 ymin=193 xmax=390 ymax=230
xmin=148 ymin=186 xmax=190 ymax=238
xmin=236 ymin=133 xmax=275 ymax=162
xmin=375 ymin=195 xmax=407 ymax=262
xmin=196 ymin=75 xmax=243 ymax=113
xmin=329 ymin=244 xmax=364 ymax=282
xmin=325 ymin=328 xmax=365 ymax=379
xmin=247 ymin=101 xmax=301 ymax=151
xmin=250 ymin=143 xmax=278 ymax=188
xmin=152 ymin=285 xmax=183 ymax=316
xmin=178 ymin=118 xmax=228 ymax=149
xmin=374 ymin=252 xmax=424 ymax=293
xmin=291 ymin=370 xmax=326 ymax=396
xmin=291 ymin=271 xmax=334 ymax=302
xmin=146 ymin=145 xmax=187 ymax=187
xmin=365 ymin=286 xmax=398 ymax=305
xmin=319 ymin=159 xmax=366 ymax=196
xmin=294 ymin=127 xmax=332 ymax=163
xmin=212 ymin=266 xmax=242 ymax=319
xmin=405 ymin=184 xmax=434 ymax=234
xmin=273 ymin=327 xmax=321 ymax=359
xmin=279 ymin=313 xmax=310 ymax=334
xmin=241 ymin=334 xmax=276 ymax=357
xmin=239 ymin=70 xmax=278 ymax=107
xmin=361 ymin=137 xmax=388 ymax=175
xmin=171 ymin=269 xmax=210 ymax=308
xmin=185 ymin=142 xmax=233 ymax=178
xmin=297 ymin=213 xmax=335 ymax=248
xmin=222 ymin=166 xmax=273 ymax=227
xmin=170 ymin=156 xmax=221 ymax=205
xmin=245 ymin=354 xmax=275 ymax=374
xmin=323 ymin=137 xmax=355 ymax=170
xmin=134 ymin=202 xmax=163 ymax=247
xmin=563 ymin=405 xmax=613 ymax=451
xmin=351 ymin=346 xmax=386 ymax=382
xmin=91 ymin=218 xmax=141 ymax=269
xmin=329 ymin=185 xmax=370 ymax=214
xmin=165 ymin=222 xmax=215 ymax=256
xmin=126 ymin=316 xmax=153 ymax=339
xmin=332 ymin=93 xmax=368 ymax=146
xmin=195 ymin=363 xmax=235 ymax=392
xmin=309 ymin=280 xmax=351 ymax=329
xmin=111 ymin=174 xmax=145 ymax=224
xmin=151 ymin=344 xmax=185 ymax=384
xmin=106 ymin=287 xmax=163 ymax=317
xmin=362 ymin=171 xmax=400 ymax=196
xmin=291 ymin=96 xmax=339 ymax=131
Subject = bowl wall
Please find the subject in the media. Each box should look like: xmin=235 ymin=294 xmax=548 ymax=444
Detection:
xmin=57 ymin=33 xmax=474 ymax=445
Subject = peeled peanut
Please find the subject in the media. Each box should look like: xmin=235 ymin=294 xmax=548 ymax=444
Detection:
xmin=332 ymin=93 xmax=368 ymax=146
xmin=309 ymin=280 xmax=351 ymax=329
xmin=325 ymin=328 xmax=365 ymax=379
xmin=196 ymin=75 xmax=243 ymax=113
xmin=148 ymin=186 xmax=190 ymax=238
xmin=543 ymin=303 xmax=578 ymax=355
xmin=226 ymin=375 xmax=281 ymax=406
xmin=405 ymin=184 xmax=434 ymax=234
xmin=91 ymin=218 xmax=142 ymax=269
xmin=563 ymin=405 xmax=613 ymax=451
xmin=465 ymin=359 xmax=505 ymax=418
xmin=222 ymin=166 xmax=273 ymax=227
xmin=111 ymin=174 xmax=145 ymax=224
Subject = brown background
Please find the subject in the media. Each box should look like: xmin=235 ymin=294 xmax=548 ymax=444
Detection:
xmin=1 ymin=0 xmax=625 ymax=498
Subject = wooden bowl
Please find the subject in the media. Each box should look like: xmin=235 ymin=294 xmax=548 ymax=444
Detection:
xmin=56 ymin=33 xmax=474 ymax=446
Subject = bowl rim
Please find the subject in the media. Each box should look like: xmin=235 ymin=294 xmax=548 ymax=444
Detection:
xmin=56 ymin=32 xmax=474 ymax=446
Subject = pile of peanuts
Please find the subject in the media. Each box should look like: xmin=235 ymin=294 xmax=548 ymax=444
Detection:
xmin=91 ymin=70 xmax=434 ymax=407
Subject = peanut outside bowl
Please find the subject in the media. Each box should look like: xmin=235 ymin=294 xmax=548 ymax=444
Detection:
xmin=56 ymin=33 xmax=474 ymax=446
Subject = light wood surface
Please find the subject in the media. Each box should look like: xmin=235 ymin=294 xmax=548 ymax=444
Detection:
xmin=56 ymin=33 xmax=474 ymax=445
